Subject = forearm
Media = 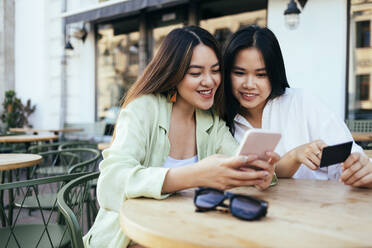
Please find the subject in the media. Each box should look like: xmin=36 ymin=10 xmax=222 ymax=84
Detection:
xmin=162 ymin=164 xmax=202 ymax=193
xmin=275 ymin=150 xmax=301 ymax=178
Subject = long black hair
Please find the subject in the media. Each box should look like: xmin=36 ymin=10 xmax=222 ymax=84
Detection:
xmin=221 ymin=25 xmax=290 ymax=134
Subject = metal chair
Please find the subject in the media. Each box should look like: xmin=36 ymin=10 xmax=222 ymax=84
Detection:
xmin=34 ymin=148 xmax=100 ymax=177
xmin=346 ymin=120 xmax=372 ymax=149
xmin=57 ymin=172 xmax=100 ymax=248
xmin=28 ymin=142 xmax=66 ymax=154
xmin=0 ymin=173 xmax=86 ymax=248
xmin=345 ymin=119 xmax=372 ymax=132
xmin=58 ymin=141 xmax=98 ymax=150
xmin=15 ymin=149 xmax=100 ymax=212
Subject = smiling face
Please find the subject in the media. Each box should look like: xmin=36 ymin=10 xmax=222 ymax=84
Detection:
xmin=231 ymin=47 xmax=271 ymax=116
xmin=175 ymin=44 xmax=221 ymax=111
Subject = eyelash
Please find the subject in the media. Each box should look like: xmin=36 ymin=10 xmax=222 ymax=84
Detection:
xmin=189 ymin=69 xmax=220 ymax=76
xmin=233 ymin=71 xmax=267 ymax=77
xmin=257 ymin=73 xmax=267 ymax=77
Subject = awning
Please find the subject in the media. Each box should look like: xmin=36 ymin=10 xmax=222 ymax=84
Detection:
xmin=61 ymin=0 xmax=188 ymax=24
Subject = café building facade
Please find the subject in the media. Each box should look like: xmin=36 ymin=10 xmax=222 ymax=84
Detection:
xmin=4 ymin=0 xmax=372 ymax=132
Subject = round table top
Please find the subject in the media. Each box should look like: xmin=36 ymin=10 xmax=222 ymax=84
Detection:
xmin=9 ymin=128 xmax=83 ymax=133
xmin=352 ymin=132 xmax=372 ymax=142
xmin=0 ymin=134 xmax=58 ymax=143
xmin=98 ymin=142 xmax=110 ymax=150
xmin=0 ymin=153 xmax=42 ymax=171
xmin=120 ymin=179 xmax=372 ymax=248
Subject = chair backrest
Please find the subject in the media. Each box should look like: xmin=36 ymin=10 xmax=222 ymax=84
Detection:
xmin=58 ymin=141 xmax=98 ymax=150
xmin=63 ymin=122 xmax=106 ymax=141
xmin=345 ymin=119 xmax=372 ymax=132
xmin=57 ymin=172 xmax=100 ymax=248
xmin=0 ymin=172 xmax=86 ymax=248
xmin=28 ymin=142 xmax=65 ymax=154
xmin=34 ymin=148 xmax=101 ymax=177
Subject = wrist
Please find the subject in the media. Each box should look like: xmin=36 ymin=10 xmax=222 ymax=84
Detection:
xmin=187 ymin=163 xmax=204 ymax=188
xmin=288 ymin=148 xmax=300 ymax=165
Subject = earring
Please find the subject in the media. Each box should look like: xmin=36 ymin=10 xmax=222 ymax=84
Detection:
xmin=168 ymin=89 xmax=177 ymax=102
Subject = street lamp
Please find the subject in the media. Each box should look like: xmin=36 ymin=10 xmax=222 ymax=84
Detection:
xmin=284 ymin=0 xmax=301 ymax=30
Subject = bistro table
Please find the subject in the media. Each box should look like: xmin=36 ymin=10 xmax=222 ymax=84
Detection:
xmin=120 ymin=179 xmax=372 ymax=248
xmin=0 ymin=134 xmax=58 ymax=153
xmin=351 ymin=132 xmax=372 ymax=142
xmin=9 ymin=128 xmax=83 ymax=136
xmin=0 ymin=153 xmax=43 ymax=224
xmin=0 ymin=134 xmax=58 ymax=143
xmin=98 ymin=142 xmax=110 ymax=150
xmin=0 ymin=153 xmax=42 ymax=171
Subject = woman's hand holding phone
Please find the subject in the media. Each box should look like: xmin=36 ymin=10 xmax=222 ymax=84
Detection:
xmin=194 ymin=154 xmax=271 ymax=190
xmin=240 ymin=151 xmax=280 ymax=190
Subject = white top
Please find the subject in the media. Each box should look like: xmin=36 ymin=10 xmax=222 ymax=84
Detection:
xmin=162 ymin=155 xmax=198 ymax=168
xmin=233 ymin=88 xmax=364 ymax=180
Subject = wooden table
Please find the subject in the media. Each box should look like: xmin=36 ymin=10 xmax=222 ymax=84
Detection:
xmin=98 ymin=142 xmax=110 ymax=150
xmin=120 ymin=179 xmax=372 ymax=247
xmin=0 ymin=153 xmax=43 ymax=224
xmin=0 ymin=153 xmax=42 ymax=171
xmin=352 ymin=132 xmax=372 ymax=142
xmin=0 ymin=134 xmax=58 ymax=143
xmin=9 ymin=128 xmax=83 ymax=136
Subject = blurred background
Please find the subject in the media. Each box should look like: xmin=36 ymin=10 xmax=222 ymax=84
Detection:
xmin=0 ymin=0 xmax=371 ymax=140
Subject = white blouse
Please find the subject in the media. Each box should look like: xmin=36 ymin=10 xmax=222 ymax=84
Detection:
xmin=162 ymin=155 xmax=198 ymax=168
xmin=233 ymin=88 xmax=364 ymax=180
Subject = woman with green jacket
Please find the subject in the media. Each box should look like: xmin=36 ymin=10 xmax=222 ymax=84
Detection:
xmin=84 ymin=26 xmax=279 ymax=248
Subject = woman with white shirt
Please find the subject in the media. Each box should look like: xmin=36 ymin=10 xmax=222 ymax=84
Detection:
xmin=220 ymin=25 xmax=372 ymax=188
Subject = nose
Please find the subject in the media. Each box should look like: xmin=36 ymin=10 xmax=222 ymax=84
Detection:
xmin=201 ymin=72 xmax=215 ymax=87
xmin=243 ymin=75 xmax=255 ymax=88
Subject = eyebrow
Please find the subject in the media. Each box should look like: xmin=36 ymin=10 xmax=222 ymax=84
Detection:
xmin=189 ymin=62 xmax=220 ymax=69
xmin=233 ymin=66 xmax=266 ymax=72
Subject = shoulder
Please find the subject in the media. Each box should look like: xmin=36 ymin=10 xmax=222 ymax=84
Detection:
xmin=274 ymin=88 xmax=317 ymax=106
xmin=126 ymin=94 xmax=166 ymax=109
xmin=118 ymin=94 xmax=168 ymax=125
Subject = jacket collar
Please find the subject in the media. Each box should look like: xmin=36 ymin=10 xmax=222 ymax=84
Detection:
xmin=158 ymin=95 xmax=213 ymax=134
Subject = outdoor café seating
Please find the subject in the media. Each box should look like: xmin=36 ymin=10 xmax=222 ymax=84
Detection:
xmin=57 ymin=171 xmax=100 ymax=248
xmin=0 ymin=173 xmax=87 ymax=248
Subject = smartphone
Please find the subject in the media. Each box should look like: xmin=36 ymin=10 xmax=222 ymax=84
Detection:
xmin=236 ymin=129 xmax=282 ymax=161
xmin=319 ymin=141 xmax=353 ymax=168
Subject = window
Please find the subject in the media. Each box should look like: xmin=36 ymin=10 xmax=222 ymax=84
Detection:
xmin=356 ymin=20 xmax=370 ymax=48
xmin=356 ymin=74 xmax=370 ymax=101
xmin=96 ymin=23 xmax=139 ymax=122
xmin=348 ymin=1 xmax=372 ymax=120
xmin=200 ymin=0 xmax=267 ymax=48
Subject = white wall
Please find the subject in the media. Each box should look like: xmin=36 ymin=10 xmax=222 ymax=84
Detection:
xmin=15 ymin=0 xmax=50 ymax=128
xmin=15 ymin=0 xmax=95 ymax=129
xmin=268 ymin=0 xmax=348 ymax=119
xmin=65 ymin=24 xmax=96 ymax=123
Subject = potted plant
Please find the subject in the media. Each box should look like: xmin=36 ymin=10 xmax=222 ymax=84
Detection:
xmin=0 ymin=90 xmax=36 ymax=133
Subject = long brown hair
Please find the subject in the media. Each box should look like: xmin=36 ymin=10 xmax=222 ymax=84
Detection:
xmin=121 ymin=25 xmax=223 ymax=108
xmin=111 ymin=26 xmax=223 ymax=141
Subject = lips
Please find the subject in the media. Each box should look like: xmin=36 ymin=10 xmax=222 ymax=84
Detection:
xmin=241 ymin=92 xmax=258 ymax=101
xmin=198 ymin=89 xmax=213 ymax=99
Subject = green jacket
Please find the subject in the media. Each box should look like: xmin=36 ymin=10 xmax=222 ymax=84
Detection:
xmin=84 ymin=94 xmax=239 ymax=248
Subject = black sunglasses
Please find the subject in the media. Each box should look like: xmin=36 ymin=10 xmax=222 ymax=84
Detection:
xmin=194 ymin=187 xmax=268 ymax=221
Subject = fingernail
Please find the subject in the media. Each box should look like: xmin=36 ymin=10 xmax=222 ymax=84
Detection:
xmin=263 ymin=171 xmax=269 ymax=176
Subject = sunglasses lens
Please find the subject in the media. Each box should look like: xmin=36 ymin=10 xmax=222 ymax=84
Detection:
xmin=195 ymin=189 xmax=225 ymax=209
xmin=231 ymin=196 xmax=266 ymax=220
